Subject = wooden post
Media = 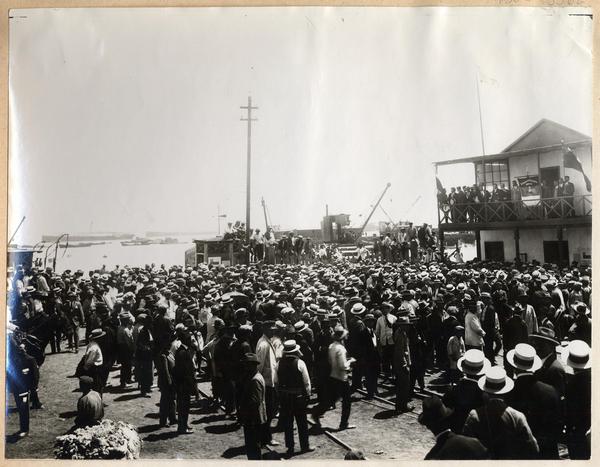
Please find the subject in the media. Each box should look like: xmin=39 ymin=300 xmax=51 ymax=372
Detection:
xmin=475 ymin=230 xmax=482 ymax=260
xmin=514 ymin=228 xmax=520 ymax=264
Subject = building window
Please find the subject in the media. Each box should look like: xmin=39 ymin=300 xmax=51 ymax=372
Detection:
xmin=543 ymin=241 xmax=569 ymax=266
xmin=475 ymin=160 xmax=509 ymax=191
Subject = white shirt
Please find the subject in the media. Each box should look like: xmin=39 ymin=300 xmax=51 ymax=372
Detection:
xmin=329 ymin=341 xmax=351 ymax=382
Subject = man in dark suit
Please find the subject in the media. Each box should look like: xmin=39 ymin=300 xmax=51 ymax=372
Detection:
xmin=563 ymin=175 xmax=575 ymax=216
xmin=562 ymin=340 xmax=591 ymax=460
xmin=362 ymin=314 xmax=380 ymax=399
xmin=502 ymin=307 xmax=528 ymax=377
xmin=507 ymin=343 xmax=562 ymax=459
xmin=530 ymin=326 xmax=566 ymax=399
xmin=238 ymin=353 xmax=267 ymax=460
xmin=173 ymin=330 xmax=199 ymax=435
xmin=442 ymin=349 xmax=489 ymax=433
xmin=419 ymin=396 xmax=488 ymax=460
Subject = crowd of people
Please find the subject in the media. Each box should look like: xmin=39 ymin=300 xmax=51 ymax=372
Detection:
xmin=5 ymin=253 xmax=592 ymax=460
xmin=437 ymin=177 xmax=577 ymax=223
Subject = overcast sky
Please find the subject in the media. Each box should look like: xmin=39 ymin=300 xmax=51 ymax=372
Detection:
xmin=9 ymin=7 xmax=592 ymax=244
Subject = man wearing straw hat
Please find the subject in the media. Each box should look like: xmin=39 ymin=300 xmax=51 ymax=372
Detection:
xmin=561 ymin=340 xmax=591 ymax=460
xmin=463 ymin=366 xmax=539 ymax=459
xmin=442 ymin=348 xmax=489 ymax=433
xmin=276 ymin=340 xmax=314 ymax=457
xmin=507 ymin=343 xmax=561 ymax=459
xmin=311 ymin=324 xmax=356 ymax=430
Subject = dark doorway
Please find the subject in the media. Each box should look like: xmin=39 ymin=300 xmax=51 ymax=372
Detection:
xmin=540 ymin=166 xmax=560 ymax=199
xmin=484 ymin=241 xmax=505 ymax=261
xmin=544 ymin=241 xmax=569 ymax=266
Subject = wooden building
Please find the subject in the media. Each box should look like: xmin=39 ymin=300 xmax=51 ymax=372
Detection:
xmin=435 ymin=119 xmax=592 ymax=266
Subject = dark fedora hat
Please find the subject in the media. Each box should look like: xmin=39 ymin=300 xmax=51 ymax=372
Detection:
xmin=241 ymin=352 xmax=260 ymax=365
xmin=418 ymin=396 xmax=453 ymax=426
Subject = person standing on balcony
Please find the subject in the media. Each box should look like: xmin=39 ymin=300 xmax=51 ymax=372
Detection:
xmin=563 ymin=176 xmax=575 ymax=216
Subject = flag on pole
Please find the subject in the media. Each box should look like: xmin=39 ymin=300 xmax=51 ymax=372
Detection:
xmin=563 ymin=148 xmax=592 ymax=192
xmin=436 ymin=176 xmax=444 ymax=192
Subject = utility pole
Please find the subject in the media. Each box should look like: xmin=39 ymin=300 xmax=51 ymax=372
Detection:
xmin=240 ymin=96 xmax=258 ymax=245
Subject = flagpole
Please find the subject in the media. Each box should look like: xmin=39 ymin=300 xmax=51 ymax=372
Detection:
xmin=476 ymin=70 xmax=486 ymax=156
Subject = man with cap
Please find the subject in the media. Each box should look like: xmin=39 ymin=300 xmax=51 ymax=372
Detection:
xmin=507 ymin=343 xmax=561 ymax=459
xmin=135 ymin=314 xmax=155 ymax=397
xmin=375 ymin=302 xmax=396 ymax=380
xmin=116 ymin=311 xmax=135 ymax=388
xmin=515 ymin=292 xmax=538 ymax=336
xmin=501 ymin=305 xmax=528 ymax=378
xmin=276 ymin=340 xmax=314 ymax=457
xmin=255 ymin=321 xmax=279 ymax=446
xmin=479 ymin=292 xmax=501 ymax=363
xmin=311 ymin=324 xmax=356 ymax=430
xmin=172 ymin=329 xmax=199 ymax=435
xmin=6 ymin=335 xmax=39 ymax=438
xmin=238 ymin=353 xmax=267 ymax=460
xmin=568 ymin=302 xmax=591 ymax=345
xmin=446 ymin=325 xmax=465 ymax=383
xmin=442 ymin=349 xmax=489 ymax=433
xmin=347 ymin=302 xmax=368 ymax=393
xmin=463 ymin=366 xmax=539 ymax=459
xmin=156 ymin=341 xmax=177 ymax=428
xmin=562 ymin=340 xmax=591 ymax=459
xmin=81 ymin=328 xmax=105 ymax=393
xmin=419 ymin=395 xmax=488 ymax=460
xmin=65 ymin=290 xmax=85 ymax=353
xmin=392 ymin=315 xmax=414 ymax=413
xmin=362 ymin=313 xmax=380 ymax=399
xmin=464 ymin=296 xmax=485 ymax=351
xmin=74 ymin=376 xmax=104 ymax=428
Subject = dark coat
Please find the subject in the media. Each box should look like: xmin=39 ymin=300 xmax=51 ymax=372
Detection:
xmin=502 ymin=315 xmax=528 ymax=351
xmin=509 ymin=374 xmax=562 ymax=441
xmin=173 ymin=344 xmax=197 ymax=395
xmin=565 ymin=369 xmax=591 ymax=434
xmin=425 ymin=430 xmax=488 ymax=460
xmin=443 ymin=378 xmax=484 ymax=433
xmin=238 ymin=371 xmax=267 ymax=426
xmin=535 ymin=353 xmax=566 ymax=399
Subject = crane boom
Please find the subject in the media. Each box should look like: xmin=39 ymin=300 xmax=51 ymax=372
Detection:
xmin=261 ymin=197 xmax=270 ymax=231
xmin=358 ymin=183 xmax=391 ymax=238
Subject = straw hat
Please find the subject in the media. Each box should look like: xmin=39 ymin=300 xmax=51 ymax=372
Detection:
xmin=457 ymin=349 xmax=491 ymax=376
xmin=478 ymin=366 xmax=514 ymax=395
xmin=506 ymin=343 xmax=542 ymax=372
xmin=560 ymin=340 xmax=591 ymax=372
xmin=282 ymin=339 xmax=301 ymax=355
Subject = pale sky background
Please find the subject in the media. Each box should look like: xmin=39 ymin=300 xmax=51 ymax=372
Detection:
xmin=9 ymin=7 xmax=592 ymax=244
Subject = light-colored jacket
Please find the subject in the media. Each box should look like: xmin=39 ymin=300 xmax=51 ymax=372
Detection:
xmin=465 ymin=311 xmax=485 ymax=347
xmin=329 ymin=341 xmax=351 ymax=382
xmin=447 ymin=335 xmax=465 ymax=369
xmin=256 ymin=335 xmax=278 ymax=387
xmin=375 ymin=314 xmax=396 ymax=346
xmin=521 ymin=304 xmax=538 ymax=336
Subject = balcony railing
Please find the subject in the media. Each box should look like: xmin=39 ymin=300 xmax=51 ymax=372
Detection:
xmin=438 ymin=195 xmax=592 ymax=225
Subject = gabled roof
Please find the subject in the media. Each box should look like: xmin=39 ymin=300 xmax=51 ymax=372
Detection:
xmin=502 ymin=119 xmax=591 ymax=153
xmin=434 ymin=119 xmax=592 ymax=167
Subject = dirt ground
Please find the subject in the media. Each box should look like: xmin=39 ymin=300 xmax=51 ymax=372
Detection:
xmin=5 ymin=343 xmax=435 ymax=460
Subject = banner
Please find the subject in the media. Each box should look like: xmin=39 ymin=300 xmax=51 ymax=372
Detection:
xmin=517 ymin=175 xmax=540 ymax=206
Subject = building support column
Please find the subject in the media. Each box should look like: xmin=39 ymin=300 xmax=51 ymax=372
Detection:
xmin=514 ymin=228 xmax=520 ymax=265
xmin=557 ymin=226 xmax=564 ymax=266
xmin=438 ymin=229 xmax=445 ymax=262
xmin=475 ymin=230 xmax=482 ymax=260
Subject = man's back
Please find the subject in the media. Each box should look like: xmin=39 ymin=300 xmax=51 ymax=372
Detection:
xmin=425 ymin=431 xmax=488 ymax=460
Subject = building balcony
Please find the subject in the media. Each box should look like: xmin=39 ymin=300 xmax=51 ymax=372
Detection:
xmin=438 ymin=195 xmax=592 ymax=231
